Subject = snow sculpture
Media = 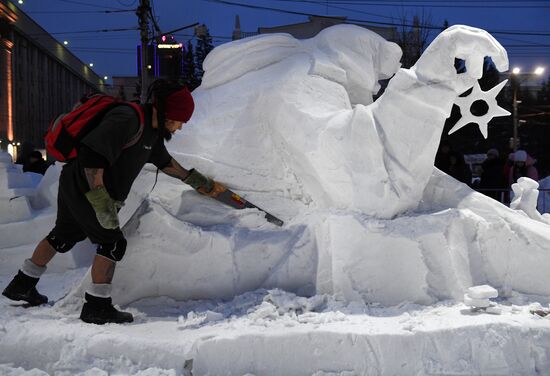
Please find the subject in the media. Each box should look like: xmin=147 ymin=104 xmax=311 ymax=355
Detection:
xmin=0 ymin=151 xmax=36 ymax=224
xmin=64 ymin=24 xmax=550 ymax=308
xmin=176 ymin=25 xmax=509 ymax=219
xmin=450 ymin=81 xmax=510 ymax=138
xmin=510 ymin=177 xmax=550 ymax=224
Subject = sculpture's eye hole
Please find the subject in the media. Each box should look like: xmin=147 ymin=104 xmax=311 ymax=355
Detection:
xmin=471 ymin=100 xmax=489 ymax=117
xmin=460 ymin=87 xmax=473 ymax=97
xmin=454 ymin=58 xmax=467 ymax=74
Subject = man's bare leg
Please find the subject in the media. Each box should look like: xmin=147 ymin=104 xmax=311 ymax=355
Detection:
xmin=30 ymin=239 xmax=57 ymax=267
xmin=2 ymin=239 xmax=51 ymax=305
xmin=82 ymin=256 xmax=133 ymax=324
xmin=91 ymin=255 xmax=116 ymax=284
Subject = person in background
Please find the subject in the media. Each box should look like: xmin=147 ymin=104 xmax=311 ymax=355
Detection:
xmin=434 ymin=139 xmax=453 ymax=174
xmin=23 ymin=150 xmax=50 ymax=175
xmin=505 ymin=149 xmax=539 ymax=187
xmin=479 ymin=148 xmax=506 ymax=201
xmin=15 ymin=141 xmax=35 ymax=167
xmin=447 ymin=151 xmax=472 ymax=185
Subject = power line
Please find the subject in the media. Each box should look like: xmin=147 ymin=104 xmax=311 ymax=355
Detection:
xmin=305 ymin=0 xmax=550 ymax=2
xmin=26 ymin=27 xmax=139 ymax=36
xmin=504 ymin=45 xmax=550 ymax=48
xmin=117 ymin=0 xmax=138 ymax=5
xmin=68 ymin=49 xmax=136 ymax=55
xmin=54 ymin=0 xmax=131 ymax=11
xmin=497 ymin=36 xmax=550 ymax=47
xmin=26 ymin=9 xmax=135 ymax=14
xmin=270 ymin=0 xmax=400 ymax=21
xmin=49 ymin=35 xmax=138 ymax=40
xmin=148 ymin=0 xmax=163 ymax=36
xmin=204 ymin=0 xmax=550 ymax=36
xmin=274 ymin=0 xmax=550 ymax=7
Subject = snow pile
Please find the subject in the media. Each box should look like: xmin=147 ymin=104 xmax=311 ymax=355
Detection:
xmin=4 ymin=284 xmax=550 ymax=375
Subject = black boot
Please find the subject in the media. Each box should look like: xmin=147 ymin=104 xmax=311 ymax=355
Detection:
xmin=80 ymin=293 xmax=133 ymax=325
xmin=2 ymin=270 xmax=48 ymax=306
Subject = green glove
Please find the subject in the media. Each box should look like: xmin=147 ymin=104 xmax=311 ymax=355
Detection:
xmin=84 ymin=186 xmax=119 ymax=230
xmin=183 ymin=168 xmax=214 ymax=193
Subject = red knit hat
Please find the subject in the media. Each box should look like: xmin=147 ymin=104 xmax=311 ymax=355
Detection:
xmin=164 ymin=87 xmax=194 ymax=122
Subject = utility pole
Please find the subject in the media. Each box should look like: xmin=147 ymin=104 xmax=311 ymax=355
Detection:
xmin=137 ymin=0 xmax=150 ymax=103
xmin=512 ymin=76 xmax=519 ymax=152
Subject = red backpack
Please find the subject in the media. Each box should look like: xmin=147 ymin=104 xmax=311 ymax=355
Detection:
xmin=45 ymin=94 xmax=144 ymax=162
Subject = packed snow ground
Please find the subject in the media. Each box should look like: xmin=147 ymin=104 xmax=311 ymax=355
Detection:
xmin=2 ymin=25 xmax=550 ymax=375
xmin=3 ymin=168 xmax=550 ymax=375
xmin=3 ymin=239 xmax=550 ymax=375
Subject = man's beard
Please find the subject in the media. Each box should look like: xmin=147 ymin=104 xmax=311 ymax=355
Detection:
xmin=162 ymin=127 xmax=172 ymax=141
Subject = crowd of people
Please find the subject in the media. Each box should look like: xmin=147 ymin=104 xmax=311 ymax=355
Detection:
xmin=435 ymin=140 xmax=541 ymax=203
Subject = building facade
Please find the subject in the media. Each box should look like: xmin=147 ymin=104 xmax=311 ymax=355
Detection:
xmin=232 ymin=15 xmax=398 ymax=42
xmin=0 ymin=0 xmax=106 ymax=156
xmin=137 ymin=36 xmax=184 ymax=81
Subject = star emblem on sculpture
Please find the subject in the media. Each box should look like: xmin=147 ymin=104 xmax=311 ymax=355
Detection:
xmin=449 ymin=80 xmax=511 ymax=139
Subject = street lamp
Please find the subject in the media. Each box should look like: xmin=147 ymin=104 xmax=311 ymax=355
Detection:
xmin=510 ymin=66 xmax=545 ymax=151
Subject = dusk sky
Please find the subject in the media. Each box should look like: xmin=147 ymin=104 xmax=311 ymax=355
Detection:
xmin=13 ymin=0 xmax=550 ymax=81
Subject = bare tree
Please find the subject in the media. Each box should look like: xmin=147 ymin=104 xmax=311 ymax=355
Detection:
xmin=394 ymin=10 xmax=432 ymax=69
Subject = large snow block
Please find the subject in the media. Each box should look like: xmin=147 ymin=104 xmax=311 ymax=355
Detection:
xmin=60 ymin=192 xmax=317 ymax=308
xmin=93 ymin=199 xmax=316 ymax=306
xmin=423 ymin=170 xmax=550 ymax=298
xmin=0 ymin=210 xmax=55 ymax=248
xmin=0 ymin=195 xmax=32 ymax=224
xmin=316 ymin=214 xmax=431 ymax=304
xmin=0 ymin=151 xmax=12 ymax=165
xmin=28 ymin=162 xmax=61 ymax=210
xmin=314 ymin=210 xmax=493 ymax=305
xmin=2 ymin=168 xmax=34 ymax=190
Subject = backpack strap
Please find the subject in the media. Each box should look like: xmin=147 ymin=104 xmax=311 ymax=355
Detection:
xmin=121 ymin=102 xmax=145 ymax=150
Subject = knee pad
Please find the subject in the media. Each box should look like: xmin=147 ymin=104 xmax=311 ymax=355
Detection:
xmin=97 ymin=238 xmax=127 ymax=262
xmin=46 ymin=233 xmax=76 ymax=254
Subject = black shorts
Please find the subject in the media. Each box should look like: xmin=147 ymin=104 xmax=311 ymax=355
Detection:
xmin=49 ymin=164 xmax=123 ymax=245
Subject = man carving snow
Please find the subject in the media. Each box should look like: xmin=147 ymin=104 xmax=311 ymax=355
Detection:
xmin=2 ymin=80 xmax=224 ymax=324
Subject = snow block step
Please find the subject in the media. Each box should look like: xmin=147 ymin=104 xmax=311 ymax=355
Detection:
xmin=0 ymin=195 xmax=33 ymax=225
xmin=464 ymin=294 xmax=491 ymax=308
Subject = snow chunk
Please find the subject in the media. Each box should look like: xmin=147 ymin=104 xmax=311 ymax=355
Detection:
xmin=467 ymin=285 xmax=498 ymax=299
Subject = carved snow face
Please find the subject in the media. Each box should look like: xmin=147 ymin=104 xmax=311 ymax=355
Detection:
xmin=310 ymin=25 xmax=402 ymax=105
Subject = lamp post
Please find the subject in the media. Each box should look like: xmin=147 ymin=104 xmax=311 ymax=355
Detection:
xmin=510 ymin=66 xmax=545 ymax=151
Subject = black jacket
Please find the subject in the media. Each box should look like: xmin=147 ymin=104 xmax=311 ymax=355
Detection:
xmin=63 ymin=105 xmax=171 ymax=201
